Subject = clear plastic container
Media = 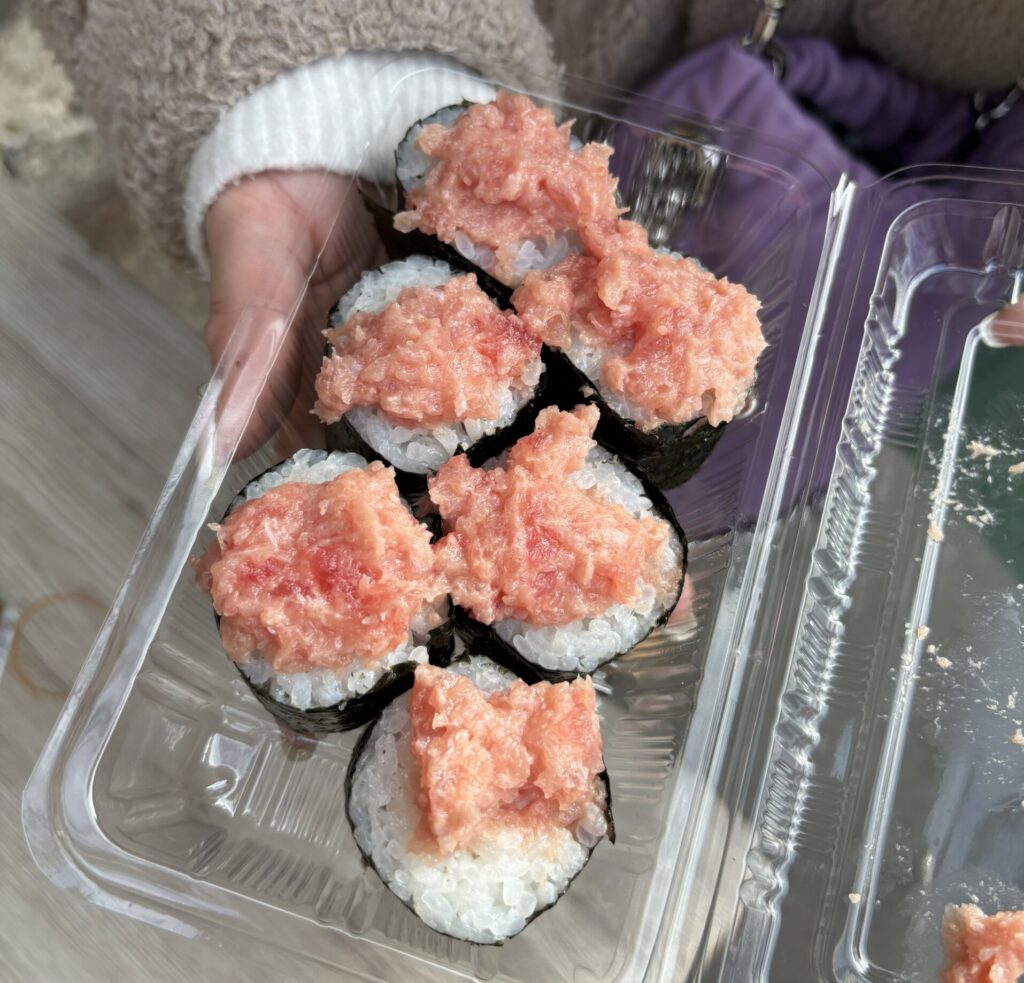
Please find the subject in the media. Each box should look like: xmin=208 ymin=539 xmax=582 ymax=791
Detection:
xmin=22 ymin=65 xmax=1024 ymax=981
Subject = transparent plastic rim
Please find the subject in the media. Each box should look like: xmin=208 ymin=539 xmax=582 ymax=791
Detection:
xmin=22 ymin=62 xmax=849 ymax=980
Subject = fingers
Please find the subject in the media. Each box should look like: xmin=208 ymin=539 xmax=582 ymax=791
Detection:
xmin=202 ymin=179 xmax=316 ymax=462
xmin=271 ymin=316 xmax=330 ymax=462
xmin=984 ymin=299 xmax=1024 ymax=347
xmin=667 ymin=576 xmax=696 ymax=629
xmin=200 ymin=171 xmax=377 ymax=462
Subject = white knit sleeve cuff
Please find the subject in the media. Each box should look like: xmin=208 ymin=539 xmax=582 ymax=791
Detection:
xmin=184 ymin=50 xmax=495 ymax=268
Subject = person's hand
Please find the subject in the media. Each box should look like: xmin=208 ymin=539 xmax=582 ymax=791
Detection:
xmin=987 ymin=299 xmax=1024 ymax=347
xmin=202 ymin=170 xmax=382 ymax=461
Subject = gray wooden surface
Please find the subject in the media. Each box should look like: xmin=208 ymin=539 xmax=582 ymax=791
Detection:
xmin=0 ymin=178 xmax=342 ymax=981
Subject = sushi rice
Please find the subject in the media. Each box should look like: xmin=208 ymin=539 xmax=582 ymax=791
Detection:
xmin=347 ymin=656 xmax=609 ymax=944
xmin=491 ymin=444 xmax=684 ymax=675
xmin=520 ymin=246 xmax=747 ymax=488
xmin=558 ymin=337 xmax=735 ymax=433
xmin=396 ymin=106 xmax=584 ymax=286
xmin=230 ymin=448 xmax=444 ymax=711
xmin=557 ymin=249 xmax=738 ymax=431
xmin=327 ymin=256 xmax=544 ymax=474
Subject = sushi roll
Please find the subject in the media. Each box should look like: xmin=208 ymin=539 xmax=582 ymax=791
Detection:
xmin=429 ymin=405 xmax=686 ymax=681
xmin=314 ymin=256 xmax=546 ymax=485
xmin=192 ymin=449 xmax=452 ymax=733
xmin=346 ymin=656 xmax=613 ymax=943
xmin=392 ymin=91 xmax=626 ymax=288
xmin=512 ymin=230 xmax=766 ymax=487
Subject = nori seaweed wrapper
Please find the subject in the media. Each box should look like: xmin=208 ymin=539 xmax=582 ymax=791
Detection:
xmin=320 ymin=361 xmax=555 ymax=501
xmin=441 ymin=441 xmax=688 ymax=683
xmin=320 ymin=267 xmax=552 ymax=494
xmin=361 ymin=191 xmax=514 ymax=309
xmin=237 ymin=615 xmax=453 ymax=736
xmin=387 ymin=101 xmax=550 ymax=303
xmin=344 ymin=654 xmax=614 ymax=943
xmin=387 ymin=104 xmax=727 ymax=488
xmin=321 ymin=406 xmax=428 ymax=501
xmin=542 ymin=348 xmax=726 ymax=488
xmin=209 ymin=454 xmax=454 ymax=735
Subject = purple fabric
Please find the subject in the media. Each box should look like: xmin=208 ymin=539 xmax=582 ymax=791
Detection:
xmin=624 ymin=38 xmax=1024 ymax=529
xmin=966 ymin=101 xmax=1024 ymax=170
xmin=640 ymin=36 xmax=976 ymax=172
xmin=637 ymin=38 xmax=878 ymax=191
xmin=776 ymin=38 xmax=976 ymax=167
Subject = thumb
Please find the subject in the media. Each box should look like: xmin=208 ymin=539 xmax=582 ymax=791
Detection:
xmin=982 ymin=298 xmax=1024 ymax=348
xmin=201 ymin=174 xmax=329 ymax=462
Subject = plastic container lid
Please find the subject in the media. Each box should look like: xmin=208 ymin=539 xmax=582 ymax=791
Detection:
xmin=22 ymin=64 xmax=1024 ymax=981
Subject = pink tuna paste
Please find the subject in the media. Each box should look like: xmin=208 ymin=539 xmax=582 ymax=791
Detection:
xmin=941 ymin=904 xmax=1024 ymax=983
xmin=314 ymin=275 xmax=540 ymax=427
xmin=408 ymin=664 xmax=605 ymax=854
xmin=393 ymin=90 xmax=626 ymax=286
xmin=512 ymin=229 xmax=766 ymax=430
xmin=429 ymin=404 xmax=675 ymax=625
xmin=193 ymin=464 xmax=442 ymax=674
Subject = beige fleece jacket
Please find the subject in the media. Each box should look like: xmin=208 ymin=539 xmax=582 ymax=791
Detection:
xmin=32 ymin=0 xmax=1023 ymax=264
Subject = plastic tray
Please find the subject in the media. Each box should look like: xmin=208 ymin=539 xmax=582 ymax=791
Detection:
xmin=22 ymin=64 xmax=1024 ymax=981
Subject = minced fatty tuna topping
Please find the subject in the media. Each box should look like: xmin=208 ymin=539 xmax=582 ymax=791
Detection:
xmin=512 ymin=234 xmax=765 ymax=430
xmin=194 ymin=464 xmax=443 ymax=674
xmin=394 ymin=90 xmax=626 ymax=286
xmin=408 ymin=664 xmax=605 ymax=853
xmin=429 ymin=405 xmax=674 ymax=625
xmin=314 ymin=275 xmax=539 ymax=427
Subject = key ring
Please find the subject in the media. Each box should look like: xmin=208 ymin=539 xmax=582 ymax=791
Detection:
xmin=974 ymin=75 xmax=1023 ymax=131
xmin=742 ymin=0 xmax=788 ymax=79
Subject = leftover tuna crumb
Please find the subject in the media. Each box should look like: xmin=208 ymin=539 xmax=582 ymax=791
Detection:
xmin=1013 ymin=729 xmax=1024 ymax=746
xmin=936 ymin=656 xmax=952 ymax=670
xmin=967 ymin=440 xmax=1000 ymax=459
xmin=848 ymin=893 xmax=862 ymax=904
xmin=916 ymin=625 xmax=931 ymax=640
xmin=926 ymin=644 xmax=937 ymax=654
xmin=928 ymin=523 xmax=944 ymax=542
xmin=1009 ymin=461 xmax=1024 ymax=476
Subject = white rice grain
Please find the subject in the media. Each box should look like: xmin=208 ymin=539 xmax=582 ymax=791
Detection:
xmin=493 ymin=446 xmax=683 ymax=674
xmin=395 ymin=106 xmax=583 ymax=286
xmin=330 ymin=256 xmax=544 ymax=473
xmin=348 ymin=657 xmax=606 ymax=943
xmin=332 ymin=255 xmax=455 ymax=325
xmin=561 ymin=248 xmax=748 ymax=432
xmin=230 ymin=449 xmax=443 ymax=710
xmin=394 ymin=106 xmax=467 ymax=192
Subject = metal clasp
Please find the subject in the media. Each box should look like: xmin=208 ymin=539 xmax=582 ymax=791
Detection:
xmin=742 ymin=0 xmax=788 ymax=79
xmin=974 ymin=75 xmax=1024 ymax=131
